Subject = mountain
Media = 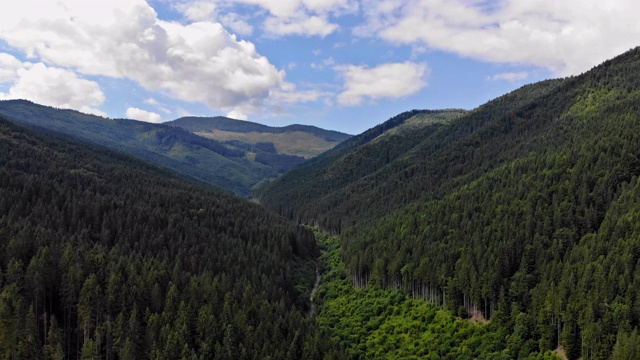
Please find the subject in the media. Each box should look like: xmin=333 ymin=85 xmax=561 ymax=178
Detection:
xmin=167 ymin=116 xmax=351 ymax=159
xmin=257 ymin=107 xmax=468 ymax=225
xmin=260 ymin=47 xmax=640 ymax=359
xmin=0 ymin=101 xmax=349 ymax=197
xmin=0 ymin=117 xmax=344 ymax=358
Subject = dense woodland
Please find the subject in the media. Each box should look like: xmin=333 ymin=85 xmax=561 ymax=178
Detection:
xmin=261 ymin=47 xmax=640 ymax=359
xmin=4 ymin=45 xmax=640 ymax=359
xmin=314 ymin=231 xmax=560 ymax=359
xmin=0 ymin=119 xmax=345 ymax=359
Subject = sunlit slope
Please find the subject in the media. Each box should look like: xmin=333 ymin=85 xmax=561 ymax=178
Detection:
xmin=262 ymin=47 xmax=640 ymax=359
xmin=168 ymin=116 xmax=351 ymax=159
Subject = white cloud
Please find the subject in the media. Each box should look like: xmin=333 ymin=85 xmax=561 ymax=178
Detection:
xmin=227 ymin=109 xmax=248 ymax=120
xmin=201 ymin=0 xmax=358 ymax=37
xmin=174 ymin=1 xmax=217 ymax=22
xmin=264 ymin=15 xmax=338 ymax=37
xmin=0 ymin=53 xmax=24 ymax=83
xmin=310 ymin=57 xmax=335 ymax=70
xmin=0 ymin=0 xmax=285 ymax=118
xmin=144 ymin=98 xmax=172 ymax=114
xmin=335 ymin=62 xmax=429 ymax=106
xmin=0 ymin=62 xmax=106 ymax=116
xmin=220 ymin=13 xmax=254 ymax=36
xmin=358 ymin=0 xmax=640 ymax=76
xmin=488 ymin=71 xmax=529 ymax=82
xmin=126 ymin=107 xmax=163 ymax=123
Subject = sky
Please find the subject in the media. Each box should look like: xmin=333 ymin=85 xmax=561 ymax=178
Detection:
xmin=0 ymin=1 xmax=639 ymax=135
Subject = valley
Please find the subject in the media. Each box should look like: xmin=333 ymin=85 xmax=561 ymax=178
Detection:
xmin=2 ymin=46 xmax=640 ymax=360
xmin=0 ymin=101 xmax=350 ymax=197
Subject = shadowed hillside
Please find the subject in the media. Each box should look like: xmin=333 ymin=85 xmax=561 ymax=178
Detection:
xmin=0 ymin=118 xmax=344 ymax=359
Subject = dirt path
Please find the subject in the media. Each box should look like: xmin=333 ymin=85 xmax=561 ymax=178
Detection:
xmin=309 ymin=267 xmax=321 ymax=317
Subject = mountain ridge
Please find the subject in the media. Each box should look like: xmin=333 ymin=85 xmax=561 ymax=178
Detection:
xmin=261 ymin=46 xmax=640 ymax=359
xmin=0 ymin=99 xmax=349 ymax=196
xmin=168 ymin=116 xmax=351 ymax=159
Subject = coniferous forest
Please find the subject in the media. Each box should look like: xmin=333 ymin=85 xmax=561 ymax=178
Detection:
xmin=4 ymin=45 xmax=640 ymax=359
xmin=0 ymin=118 xmax=343 ymax=359
xmin=261 ymin=47 xmax=640 ymax=359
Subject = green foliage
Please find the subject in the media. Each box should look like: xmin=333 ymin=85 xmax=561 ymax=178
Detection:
xmin=258 ymin=109 xmax=467 ymax=232
xmin=263 ymin=47 xmax=640 ymax=358
xmin=314 ymin=232 xmax=559 ymax=359
xmin=0 ymin=119 xmax=339 ymax=359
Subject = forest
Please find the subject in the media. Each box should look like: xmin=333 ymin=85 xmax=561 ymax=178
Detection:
xmin=0 ymin=118 xmax=345 ymax=359
xmin=313 ymin=230 xmax=561 ymax=359
xmin=261 ymin=47 xmax=640 ymax=359
xmin=4 ymin=44 xmax=640 ymax=360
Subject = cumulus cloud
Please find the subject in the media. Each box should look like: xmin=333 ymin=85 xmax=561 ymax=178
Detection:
xmin=335 ymin=62 xmax=429 ymax=106
xmin=126 ymin=107 xmax=163 ymax=123
xmin=220 ymin=13 xmax=254 ymax=36
xmin=0 ymin=53 xmax=23 ymax=83
xmin=174 ymin=1 xmax=217 ymax=22
xmin=0 ymin=62 xmax=106 ymax=116
xmin=357 ymin=0 xmax=640 ymax=76
xmin=488 ymin=71 xmax=529 ymax=82
xmin=227 ymin=109 xmax=248 ymax=120
xmin=0 ymin=0 xmax=285 ymax=117
xmin=194 ymin=0 xmax=359 ymax=37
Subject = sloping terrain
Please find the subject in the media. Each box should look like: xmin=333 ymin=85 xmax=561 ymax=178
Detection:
xmin=261 ymin=47 xmax=640 ymax=359
xmin=0 ymin=118 xmax=342 ymax=359
xmin=258 ymin=108 xmax=468 ymax=226
xmin=168 ymin=116 xmax=351 ymax=159
xmin=0 ymin=101 xmax=349 ymax=197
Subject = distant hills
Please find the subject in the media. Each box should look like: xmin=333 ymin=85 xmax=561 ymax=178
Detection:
xmin=167 ymin=116 xmax=351 ymax=159
xmin=260 ymin=47 xmax=640 ymax=358
xmin=0 ymin=100 xmax=350 ymax=197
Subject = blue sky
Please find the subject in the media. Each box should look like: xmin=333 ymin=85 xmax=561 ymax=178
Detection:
xmin=0 ymin=1 xmax=639 ymax=135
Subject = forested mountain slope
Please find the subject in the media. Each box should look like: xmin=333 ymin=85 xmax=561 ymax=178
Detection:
xmin=261 ymin=47 xmax=640 ymax=359
xmin=168 ymin=116 xmax=351 ymax=159
xmin=0 ymin=119 xmax=343 ymax=359
xmin=258 ymin=108 xmax=467 ymax=224
xmin=0 ymin=101 xmax=347 ymax=197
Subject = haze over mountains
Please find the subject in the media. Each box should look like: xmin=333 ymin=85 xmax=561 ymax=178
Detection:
xmin=3 ymin=46 xmax=640 ymax=359
xmin=0 ymin=100 xmax=350 ymax=197
xmin=167 ymin=117 xmax=351 ymax=159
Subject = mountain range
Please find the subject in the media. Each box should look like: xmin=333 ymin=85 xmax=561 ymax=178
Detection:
xmin=3 ymin=45 xmax=640 ymax=359
xmin=0 ymin=100 xmax=350 ymax=197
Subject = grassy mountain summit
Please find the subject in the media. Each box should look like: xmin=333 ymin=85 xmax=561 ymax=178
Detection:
xmin=261 ymin=47 xmax=640 ymax=359
xmin=168 ymin=116 xmax=351 ymax=159
xmin=0 ymin=101 xmax=349 ymax=197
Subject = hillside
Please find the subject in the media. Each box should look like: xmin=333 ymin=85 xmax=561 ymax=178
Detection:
xmin=168 ymin=116 xmax=351 ymax=159
xmin=261 ymin=47 xmax=640 ymax=359
xmin=258 ymin=108 xmax=468 ymax=225
xmin=0 ymin=101 xmax=348 ymax=197
xmin=0 ymin=118 xmax=344 ymax=359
